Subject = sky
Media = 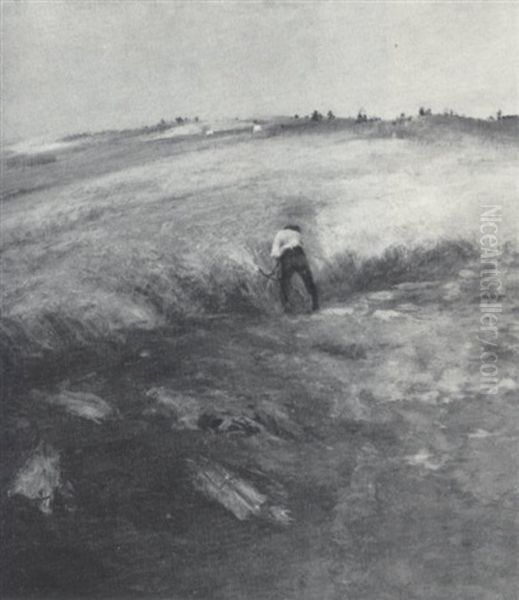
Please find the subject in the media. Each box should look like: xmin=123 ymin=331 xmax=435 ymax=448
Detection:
xmin=2 ymin=1 xmax=518 ymax=141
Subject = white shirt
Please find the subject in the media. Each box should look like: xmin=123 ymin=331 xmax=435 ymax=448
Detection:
xmin=271 ymin=229 xmax=303 ymax=259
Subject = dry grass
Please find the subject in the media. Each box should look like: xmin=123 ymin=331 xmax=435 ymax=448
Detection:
xmin=1 ymin=123 xmax=518 ymax=372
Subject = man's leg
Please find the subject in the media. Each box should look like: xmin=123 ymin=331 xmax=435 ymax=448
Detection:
xmin=297 ymin=260 xmax=319 ymax=311
xmin=279 ymin=258 xmax=294 ymax=311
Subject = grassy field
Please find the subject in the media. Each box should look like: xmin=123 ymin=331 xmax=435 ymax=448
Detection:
xmin=1 ymin=116 xmax=518 ymax=599
xmin=2 ymin=117 xmax=516 ymax=368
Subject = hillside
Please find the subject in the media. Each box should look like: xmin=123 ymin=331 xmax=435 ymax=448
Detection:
xmin=2 ymin=115 xmax=517 ymax=374
xmin=1 ymin=117 xmax=518 ymax=599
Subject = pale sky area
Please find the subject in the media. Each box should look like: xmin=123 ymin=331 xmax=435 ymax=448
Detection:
xmin=2 ymin=1 xmax=518 ymax=141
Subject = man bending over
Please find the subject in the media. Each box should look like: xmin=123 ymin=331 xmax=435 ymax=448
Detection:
xmin=271 ymin=225 xmax=319 ymax=312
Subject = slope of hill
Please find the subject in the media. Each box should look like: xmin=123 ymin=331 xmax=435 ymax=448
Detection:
xmin=2 ymin=116 xmax=517 ymax=374
xmin=1 ymin=117 xmax=518 ymax=599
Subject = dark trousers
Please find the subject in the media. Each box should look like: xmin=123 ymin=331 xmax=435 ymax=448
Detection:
xmin=279 ymin=247 xmax=319 ymax=311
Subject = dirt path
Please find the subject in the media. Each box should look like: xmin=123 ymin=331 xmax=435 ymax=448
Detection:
xmin=2 ymin=267 xmax=518 ymax=599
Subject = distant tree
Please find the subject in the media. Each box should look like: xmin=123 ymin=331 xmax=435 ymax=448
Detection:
xmin=311 ymin=110 xmax=323 ymax=122
xmin=294 ymin=114 xmax=299 ymax=119
xmin=356 ymin=109 xmax=367 ymax=123
xmin=497 ymin=110 xmax=502 ymax=120
xmin=194 ymin=116 xmax=199 ymax=122
xmin=327 ymin=110 xmax=335 ymax=120
xmin=176 ymin=116 xmax=184 ymax=125
xmin=419 ymin=107 xmax=425 ymax=116
xmin=400 ymin=112 xmax=406 ymax=119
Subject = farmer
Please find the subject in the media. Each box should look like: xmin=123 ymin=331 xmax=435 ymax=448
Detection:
xmin=271 ymin=225 xmax=319 ymax=312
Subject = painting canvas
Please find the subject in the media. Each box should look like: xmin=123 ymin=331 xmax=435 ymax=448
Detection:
xmin=1 ymin=2 xmax=518 ymax=598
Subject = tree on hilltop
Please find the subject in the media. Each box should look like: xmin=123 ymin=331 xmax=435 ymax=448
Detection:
xmin=356 ymin=109 xmax=367 ymax=123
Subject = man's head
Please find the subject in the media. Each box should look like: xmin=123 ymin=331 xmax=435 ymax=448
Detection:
xmin=283 ymin=225 xmax=301 ymax=233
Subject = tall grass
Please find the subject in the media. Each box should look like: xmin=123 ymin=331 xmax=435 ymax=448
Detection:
xmin=1 ymin=126 xmax=517 ymax=385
